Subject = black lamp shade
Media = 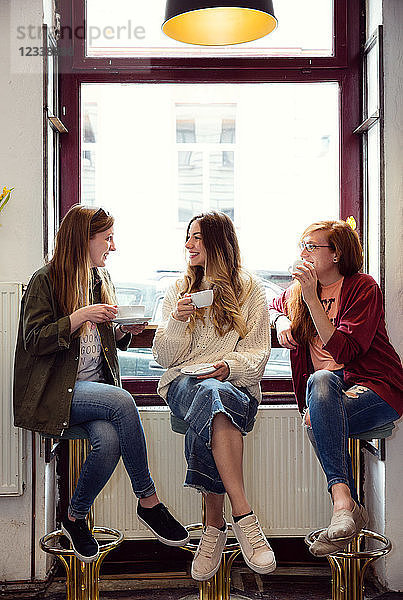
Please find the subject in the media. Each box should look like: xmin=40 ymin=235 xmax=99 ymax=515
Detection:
xmin=162 ymin=1 xmax=277 ymax=46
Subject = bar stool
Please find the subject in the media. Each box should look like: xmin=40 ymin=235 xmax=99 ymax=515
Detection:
xmin=40 ymin=426 xmax=124 ymax=600
xmin=305 ymin=422 xmax=395 ymax=600
xmin=170 ymin=413 xmax=251 ymax=600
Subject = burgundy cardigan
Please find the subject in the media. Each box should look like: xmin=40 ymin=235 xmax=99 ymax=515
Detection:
xmin=269 ymin=273 xmax=403 ymax=416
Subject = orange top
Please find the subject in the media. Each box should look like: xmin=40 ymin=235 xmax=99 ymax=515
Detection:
xmin=310 ymin=277 xmax=344 ymax=372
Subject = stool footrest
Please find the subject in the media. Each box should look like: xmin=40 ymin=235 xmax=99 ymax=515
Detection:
xmin=305 ymin=528 xmax=391 ymax=600
xmin=40 ymin=525 xmax=124 ymax=556
xmin=305 ymin=527 xmax=391 ymax=558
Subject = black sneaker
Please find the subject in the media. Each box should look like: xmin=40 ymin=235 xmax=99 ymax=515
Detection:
xmin=137 ymin=502 xmax=190 ymax=546
xmin=61 ymin=517 xmax=99 ymax=563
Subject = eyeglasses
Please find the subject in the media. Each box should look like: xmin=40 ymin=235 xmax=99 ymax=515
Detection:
xmin=91 ymin=207 xmax=111 ymax=221
xmin=299 ymin=242 xmax=332 ymax=253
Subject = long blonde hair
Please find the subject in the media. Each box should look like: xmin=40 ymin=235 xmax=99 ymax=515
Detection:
xmin=287 ymin=220 xmax=363 ymax=344
xmin=48 ymin=205 xmax=116 ymax=336
xmin=179 ymin=211 xmax=251 ymax=338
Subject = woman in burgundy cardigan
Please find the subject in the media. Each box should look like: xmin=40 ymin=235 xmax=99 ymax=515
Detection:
xmin=269 ymin=220 xmax=403 ymax=556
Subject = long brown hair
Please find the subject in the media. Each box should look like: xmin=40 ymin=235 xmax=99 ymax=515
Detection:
xmin=48 ymin=205 xmax=116 ymax=335
xmin=179 ymin=211 xmax=252 ymax=338
xmin=287 ymin=220 xmax=363 ymax=344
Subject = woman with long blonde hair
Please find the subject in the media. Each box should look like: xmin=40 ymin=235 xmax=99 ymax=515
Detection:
xmin=153 ymin=211 xmax=276 ymax=581
xmin=269 ymin=220 xmax=403 ymax=556
xmin=14 ymin=205 xmax=188 ymax=564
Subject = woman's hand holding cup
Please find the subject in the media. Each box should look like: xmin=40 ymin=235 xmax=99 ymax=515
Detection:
xmin=173 ymin=295 xmax=195 ymax=322
xmin=78 ymin=303 xmax=118 ymax=323
xmin=70 ymin=304 xmax=118 ymax=334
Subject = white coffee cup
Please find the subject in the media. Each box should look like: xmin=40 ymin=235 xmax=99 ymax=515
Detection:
xmin=288 ymin=259 xmax=305 ymax=275
xmin=116 ymin=305 xmax=145 ymax=319
xmin=190 ymin=289 xmax=214 ymax=308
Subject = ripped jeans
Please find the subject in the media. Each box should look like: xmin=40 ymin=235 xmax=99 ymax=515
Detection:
xmin=167 ymin=375 xmax=258 ymax=494
xmin=305 ymin=370 xmax=399 ymax=503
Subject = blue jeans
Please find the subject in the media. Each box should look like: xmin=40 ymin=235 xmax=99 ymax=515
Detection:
xmin=68 ymin=381 xmax=156 ymax=519
xmin=305 ymin=369 xmax=399 ymax=503
xmin=167 ymin=375 xmax=259 ymax=494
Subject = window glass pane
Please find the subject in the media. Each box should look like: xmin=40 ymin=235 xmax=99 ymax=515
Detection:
xmin=174 ymin=104 xmax=237 ymax=221
xmin=178 ymin=151 xmax=203 ymax=223
xmin=85 ymin=0 xmax=333 ymax=58
xmin=82 ymin=102 xmax=97 ymax=204
xmin=366 ymin=123 xmax=381 ymax=284
xmin=210 ymin=151 xmax=234 ymax=219
xmin=366 ymin=43 xmax=379 ymax=117
xmin=176 ymin=104 xmax=236 ymax=143
xmin=117 ymin=347 xmax=291 ymax=378
xmin=81 ymin=82 xmax=339 ymax=378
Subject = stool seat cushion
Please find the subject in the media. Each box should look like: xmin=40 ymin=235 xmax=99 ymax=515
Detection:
xmin=170 ymin=413 xmax=190 ymax=435
xmin=350 ymin=421 xmax=395 ymax=440
xmin=42 ymin=425 xmax=89 ymax=440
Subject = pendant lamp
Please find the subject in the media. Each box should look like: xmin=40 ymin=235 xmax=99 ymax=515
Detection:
xmin=162 ymin=1 xmax=277 ymax=46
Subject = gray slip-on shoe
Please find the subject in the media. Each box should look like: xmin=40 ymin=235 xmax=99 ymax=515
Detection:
xmin=328 ymin=502 xmax=368 ymax=541
xmin=310 ymin=503 xmax=369 ymax=557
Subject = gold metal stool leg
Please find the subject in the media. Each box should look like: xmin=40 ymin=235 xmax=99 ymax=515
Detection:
xmin=40 ymin=438 xmax=124 ymax=600
xmin=196 ymin=547 xmax=249 ymax=600
xmin=305 ymin=529 xmax=391 ymax=600
xmin=327 ymin=555 xmax=346 ymax=600
xmin=305 ymin=433 xmax=393 ymax=600
xmin=326 ymin=530 xmax=391 ymax=600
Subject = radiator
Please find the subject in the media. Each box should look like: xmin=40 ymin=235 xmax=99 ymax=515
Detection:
xmin=94 ymin=405 xmax=332 ymax=537
xmin=0 ymin=283 xmax=23 ymax=496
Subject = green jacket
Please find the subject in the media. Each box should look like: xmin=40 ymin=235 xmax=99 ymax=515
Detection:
xmin=13 ymin=264 xmax=130 ymax=436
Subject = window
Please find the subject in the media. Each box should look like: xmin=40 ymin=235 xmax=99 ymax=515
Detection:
xmin=60 ymin=0 xmax=361 ymax=397
xmin=353 ymin=26 xmax=384 ymax=290
xmin=80 ymin=83 xmax=339 ymax=289
xmin=84 ymin=0 xmax=334 ymax=59
xmin=79 ymin=82 xmax=339 ymax=382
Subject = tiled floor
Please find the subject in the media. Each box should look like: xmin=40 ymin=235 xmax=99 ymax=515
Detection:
xmin=3 ymin=566 xmax=403 ymax=600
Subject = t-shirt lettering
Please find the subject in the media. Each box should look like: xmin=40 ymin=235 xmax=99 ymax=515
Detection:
xmin=76 ymin=323 xmax=103 ymax=382
xmin=310 ymin=277 xmax=344 ymax=372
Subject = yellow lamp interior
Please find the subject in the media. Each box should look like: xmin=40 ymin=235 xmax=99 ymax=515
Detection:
xmin=163 ymin=7 xmax=277 ymax=46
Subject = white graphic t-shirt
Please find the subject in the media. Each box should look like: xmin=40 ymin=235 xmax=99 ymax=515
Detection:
xmin=76 ymin=323 xmax=103 ymax=382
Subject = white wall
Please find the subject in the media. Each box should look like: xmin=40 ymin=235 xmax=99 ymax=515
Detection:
xmin=0 ymin=0 xmax=44 ymax=282
xmin=364 ymin=0 xmax=403 ymax=591
xmin=379 ymin=0 xmax=403 ymax=590
xmin=0 ymin=0 xmax=49 ymax=583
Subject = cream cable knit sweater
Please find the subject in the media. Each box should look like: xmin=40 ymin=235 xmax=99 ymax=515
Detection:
xmin=153 ymin=274 xmax=271 ymax=402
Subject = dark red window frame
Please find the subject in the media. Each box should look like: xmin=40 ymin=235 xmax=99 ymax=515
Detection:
xmin=59 ymin=0 xmax=362 ymax=403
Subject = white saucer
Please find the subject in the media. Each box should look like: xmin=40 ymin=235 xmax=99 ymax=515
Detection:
xmin=113 ymin=317 xmax=150 ymax=325
xmin=181 ymin=363 xmax=216 ymax=376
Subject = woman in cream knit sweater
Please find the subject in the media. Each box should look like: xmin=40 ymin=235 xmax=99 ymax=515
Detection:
xmin=152 ymin=211 xmax=275 ymax=581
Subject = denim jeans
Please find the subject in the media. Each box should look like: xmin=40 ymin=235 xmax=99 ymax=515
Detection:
xmin=167 ymin=375 xmax=259 ymax=494
xmin=305 ymin=369 xmax=399 ymax=503
xmin=68 ymin=381 xmax=156 ymax=519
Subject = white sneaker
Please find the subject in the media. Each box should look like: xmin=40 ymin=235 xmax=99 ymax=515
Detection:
xmin=231 ymin=514 xmax=276 ymax=575
xmin=191 ymin=525 xmax=227 ymax=581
